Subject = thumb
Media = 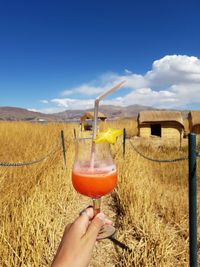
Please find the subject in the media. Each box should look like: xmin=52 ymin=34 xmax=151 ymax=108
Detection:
xmin=85 ymin=213 xmax=105 ymax=242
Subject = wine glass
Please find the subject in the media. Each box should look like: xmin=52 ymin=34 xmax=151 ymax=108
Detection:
xmin=72 ymin=137 xmax=117 ymax=239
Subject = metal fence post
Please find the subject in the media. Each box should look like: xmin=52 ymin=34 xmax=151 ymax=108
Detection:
xmin=61 ymin=130 xmax=66 ymax=167
xmin=188 ymin=133 xmax=198 ymax=267
xmin=123 ymin=128 xmax=126 ymax=158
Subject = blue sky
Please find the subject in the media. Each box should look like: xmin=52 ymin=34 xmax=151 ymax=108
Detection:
xmin=0 ymin=0 xmax=200 ymax=112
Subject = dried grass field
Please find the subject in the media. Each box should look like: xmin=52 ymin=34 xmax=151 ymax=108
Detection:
xmin=0 ymin=121 xmax=199 ymax=266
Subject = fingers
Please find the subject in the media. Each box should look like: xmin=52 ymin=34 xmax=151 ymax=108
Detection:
xmin=64 ymin=223 xmax=72 ymax=234
xmin=67 ymin=206 xmax=113 ymax=242
xmin=79 ymin=206 xmax=94 ymax=220
xmin=84 ymin=213 xmax=105 ymax=243
xmin=104 ymin=218 xmax=113 ymax=225
xmin=59 ymin=223 xmax=72 ymax=245
xmin=71 ymin=207 xmax=94 ymax=236
xmin=79 ymin=205 xmax=93 ymax=217
xmin=52 ymin=223 xmax=72 ymax=260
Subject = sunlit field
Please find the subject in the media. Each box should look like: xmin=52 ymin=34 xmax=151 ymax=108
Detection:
xmin=0 ymin=121 xmax=199 ymax=266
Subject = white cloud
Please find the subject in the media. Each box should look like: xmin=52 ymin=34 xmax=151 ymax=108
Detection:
xmin=40 ymin=99 xmax=49 ymax=104
xmin=124 ymin=74 xmax=148 ymax=88
xmin=34 ymin=55 xmax=200 ymax=113
xmin=146 ymin=55 xmax=200 ymax=85
xmin=61 ymin=90 xmax=74 ymax=96
xmin=90 ymin=88 xmax=178 ymax=109
xmin=51 ymin=98 xmax=95 ymax=110
xmin=169 ymin=83 xmax=200 ymax=107
xmin=121 ymin=88 xmax=178 ymax=108
xmin=72 ymin=85 xmax=104 ymax=96
xmin=40 ymin=107 xmax=66 ymax=113
xmin=62 ymin=84 xmax=106 ymax=96
xmin=124 ymin=68 xmax=132 ymax=74
xmin=61 ymin=71 xmax=147 ymax=98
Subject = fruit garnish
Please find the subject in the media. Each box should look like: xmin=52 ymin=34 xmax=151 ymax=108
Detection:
xmin=94 ymin=128 xmax=123 ymax=144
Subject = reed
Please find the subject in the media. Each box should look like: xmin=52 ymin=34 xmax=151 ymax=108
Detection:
xmin=0 ymin=121 xmax=199 ymax=266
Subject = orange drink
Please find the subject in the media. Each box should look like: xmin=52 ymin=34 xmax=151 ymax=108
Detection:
xmin=72 ymin=166 xmax=117 ymax=198
xmin=72 ymin=137 xmax=120 ymax=239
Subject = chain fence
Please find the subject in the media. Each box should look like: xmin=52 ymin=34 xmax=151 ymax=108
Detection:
xmin=129 ymin=139 xmax=200 ymax=162
xmin=129 ymin=140 xmax=190 ymax=163
xmin=0 ymin=140 xmax=59 ymax=167
xmin=0 ymin=135 xmax=199 ymax=167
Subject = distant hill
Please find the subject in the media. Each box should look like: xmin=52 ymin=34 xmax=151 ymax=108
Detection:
xmin=0 ymin=107 xmax=61 ymax=121
xmin=56 ymin=104 xmax=156 ymax=120
xmin=0 ymin=105 xmax=189 ymax=121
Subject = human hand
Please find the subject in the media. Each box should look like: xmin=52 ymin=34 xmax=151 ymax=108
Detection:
xmin=51 ymin=207 xmax=112 ymax=267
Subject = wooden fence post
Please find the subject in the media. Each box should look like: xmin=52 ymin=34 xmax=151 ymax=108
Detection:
xmin=74 ymin=128 xmax=77 ymax=139
xmin=180 ymin=129 xmax=182 ymax=149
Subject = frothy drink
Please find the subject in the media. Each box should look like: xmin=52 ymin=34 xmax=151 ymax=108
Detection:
xmin=72 ymin=165 xmax=117 ymax=198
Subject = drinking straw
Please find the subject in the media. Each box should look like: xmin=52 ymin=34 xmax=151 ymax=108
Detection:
xmin=92 ymin=80 xmax=126 ymax=140
xmin=90 ymin=80 xmax=126 ymax=167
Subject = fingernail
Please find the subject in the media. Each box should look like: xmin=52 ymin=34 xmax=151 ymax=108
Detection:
xmin=96 ymin=213 xmax=106 ymax=221
xmin=106 ymin=219 xmax=113 ymax=225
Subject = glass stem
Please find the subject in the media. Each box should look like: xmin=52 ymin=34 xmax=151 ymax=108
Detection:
xmin=92 ymin=198 xmax=101 ymax=217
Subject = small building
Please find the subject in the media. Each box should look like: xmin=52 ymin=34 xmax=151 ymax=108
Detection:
xmin=80 ymin=111 xmax=107 ymax=131
xmin=188 ymin=110 xmax=200 ymax=134
xmin=137 ymin=111 xmax=184 ymax=139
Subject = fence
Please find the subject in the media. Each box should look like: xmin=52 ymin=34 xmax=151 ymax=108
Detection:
xmin=0 ymin=128 xmax=199 ymax=266
xmin=123 ymin=129 xmax=199 ymax=267
xmin=0 ymin=131 xmax=67 ymax=167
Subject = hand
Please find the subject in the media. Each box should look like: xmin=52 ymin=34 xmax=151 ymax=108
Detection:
xmin=51 ymin=207 xmax=112 ymax=267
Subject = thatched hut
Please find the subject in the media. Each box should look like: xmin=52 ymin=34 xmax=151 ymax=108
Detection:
xmin=138 ymin=111 xmax=184 ymax=139
xmin=188 ymin=110 xmax=200 ymax=134
xmin=80 ymin=111 xmax=107 ymax=131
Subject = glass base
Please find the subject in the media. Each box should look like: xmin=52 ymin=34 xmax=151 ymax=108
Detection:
xmin=97 ymin=225 xmax=116 ymax=240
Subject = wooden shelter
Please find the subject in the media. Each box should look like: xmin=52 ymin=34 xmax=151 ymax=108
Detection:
xmin=80 ymin=111 xmax=107 ymax=131
xmin=137 ymin=110 xmax=184 ymax=139
xmin=188 ymin=110 xmax=200 ymax=134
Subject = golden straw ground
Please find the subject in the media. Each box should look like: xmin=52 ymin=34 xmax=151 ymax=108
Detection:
xmin=0 ymin=121 xmax=199 ymax=266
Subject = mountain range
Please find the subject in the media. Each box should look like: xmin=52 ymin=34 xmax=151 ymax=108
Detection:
xmin=0 ymin=105 xmax=188 ymax=122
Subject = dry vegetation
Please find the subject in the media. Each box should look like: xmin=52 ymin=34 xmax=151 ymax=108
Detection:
xmin=0 ymin=120 xmax=199 ymax=266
